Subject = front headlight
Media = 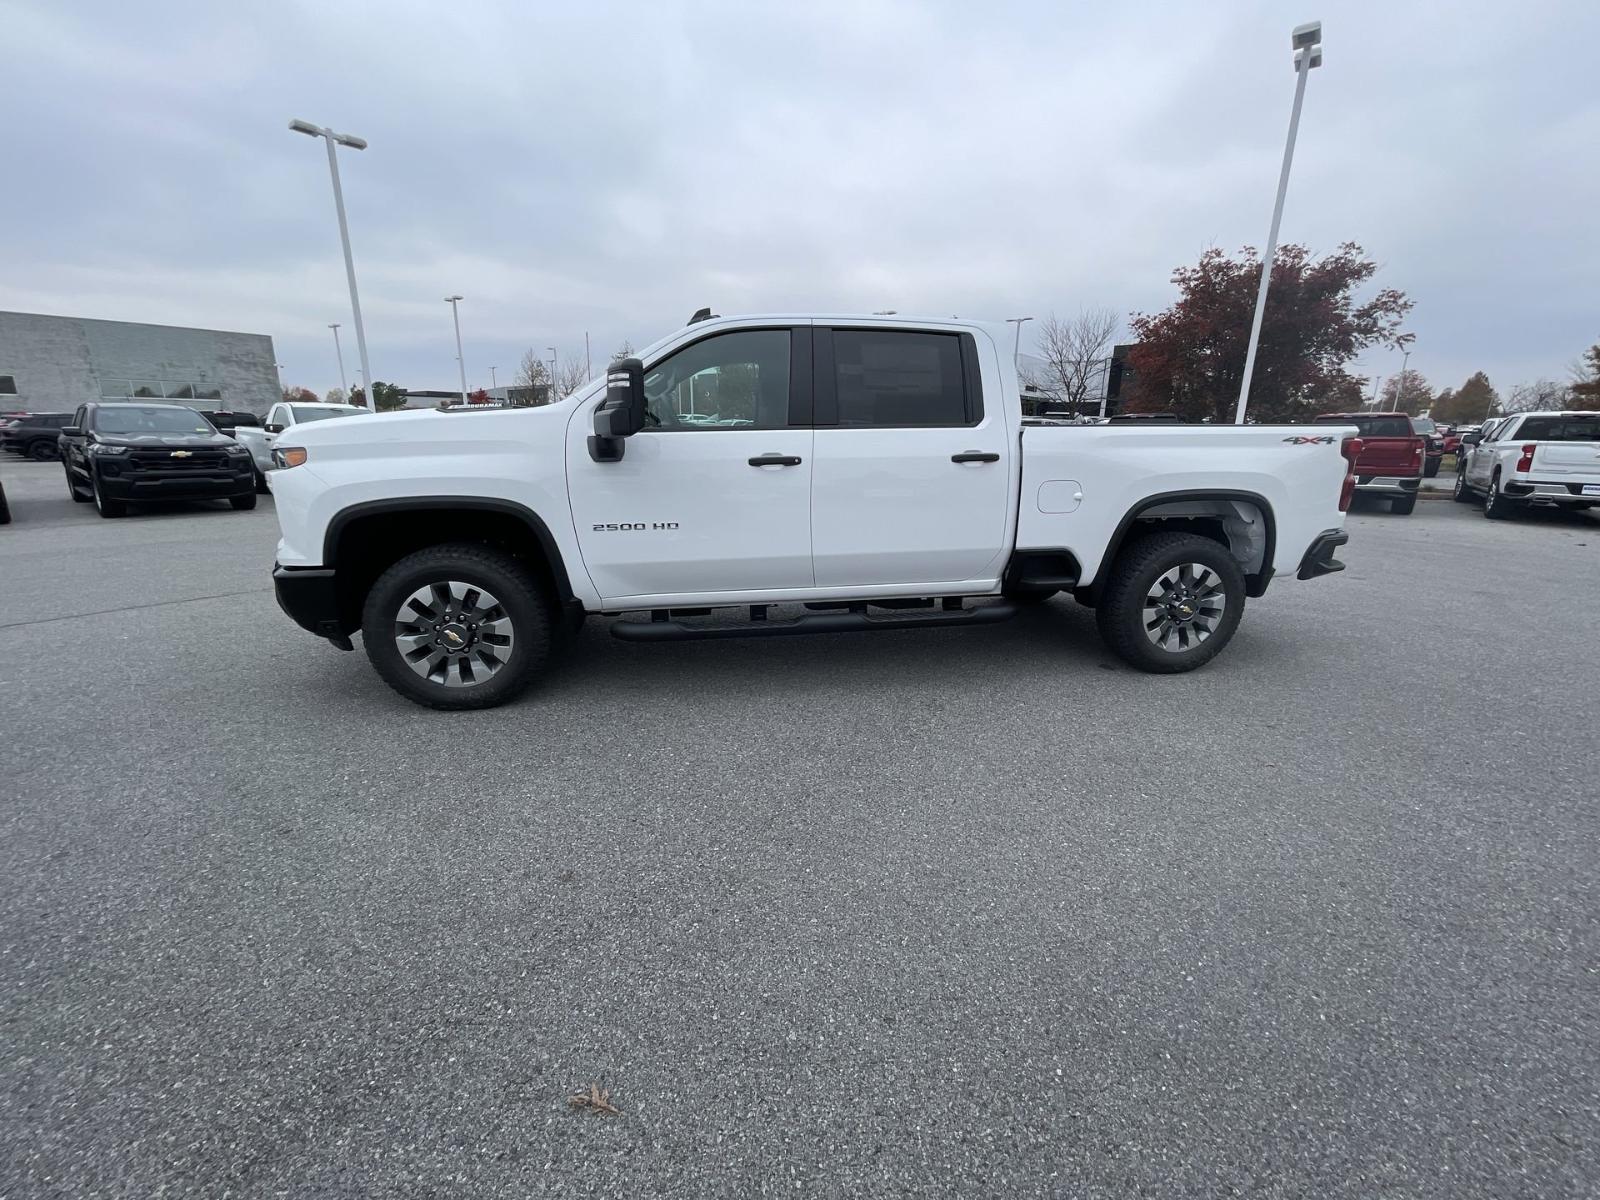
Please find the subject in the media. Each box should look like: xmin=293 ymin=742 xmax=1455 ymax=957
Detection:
xmin=87 ymin=443 xmax=129 ymax=455
xmin=224 ymin=443 xmax=251 ymax=456
xmin=273 ymin=447 xmax=308 ymax=469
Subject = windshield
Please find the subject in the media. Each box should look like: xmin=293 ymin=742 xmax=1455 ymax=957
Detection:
xmin=1517 ymin=416 xmax=1600 ymax=441
xmin=93 ymin=406 xmax=215 ymax=436
xmin=291 ymin=405 xmax=363 ymax=423
xmin=1411 ymin=417 xmax=1437 ymax=434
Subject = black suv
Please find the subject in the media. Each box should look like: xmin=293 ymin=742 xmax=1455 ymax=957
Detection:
xmin=2 ymin=412 xmax=74 ymax=460
xmin=60 ymin=402 xmax=257 ymax=517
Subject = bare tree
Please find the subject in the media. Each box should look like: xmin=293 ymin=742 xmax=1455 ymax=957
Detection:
xmin=556 ymin=358 xmax=591 ymax=398
xmin=1503 ymin=379 xmax=1570 ymax=415
xmin=1023 ymin=308 xmax=1119 ymax=409
xmin=515 ymin=349 xmax=553 ymax=405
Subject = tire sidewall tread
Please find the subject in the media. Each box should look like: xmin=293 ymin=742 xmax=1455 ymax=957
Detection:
xmin=361 ymin=542 xmax=553 ymax=710
xmin=1095 ymin=531 xmax=1247 ymax=674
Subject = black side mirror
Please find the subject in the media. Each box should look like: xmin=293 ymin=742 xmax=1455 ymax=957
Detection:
xmin=61 ymin=426 xmax=82 ymax=437
xmin=588 ymin=357 xmax=646 ymax=462
xmin=263 ymin=422 xmax=284 ymax=434
xmin=1461 ymin=432 xmax=1481 ymax=446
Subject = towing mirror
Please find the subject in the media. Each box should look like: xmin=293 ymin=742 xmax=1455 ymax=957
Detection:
xmin=263 ymin=422 xmax=284 ymax=434
xmin=588 ymin=357 xmax=646 ymax=462
xmin=1460 ymin=431 xmax=1481 ymax=446
xmin=61 ymin=426 xmax=82 ymax=437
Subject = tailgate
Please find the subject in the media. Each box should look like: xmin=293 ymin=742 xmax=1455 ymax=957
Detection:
xmin=1355 ymin=436 xmax=1423 ymax=475
xmin=1533 ymin=441 xmax=1600 ymax=479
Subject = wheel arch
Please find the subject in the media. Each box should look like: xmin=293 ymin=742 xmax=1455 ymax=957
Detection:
xmin=324 ymin=497 xmax=578 ymax=635
xmin=1077 ymin=489 xmax=1277 ymax=606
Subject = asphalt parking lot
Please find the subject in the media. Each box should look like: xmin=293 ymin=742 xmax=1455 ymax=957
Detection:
xmin=1 ymin=457 xmax=1596 ymax=1198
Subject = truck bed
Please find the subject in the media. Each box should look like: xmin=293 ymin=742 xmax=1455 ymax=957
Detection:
xmin=1017 ymin=423 xmax=1350 ymax=587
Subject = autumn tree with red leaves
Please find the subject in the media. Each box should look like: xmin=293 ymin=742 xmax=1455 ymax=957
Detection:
xmin=1126 ymin=243 xmax=1412 ymax=423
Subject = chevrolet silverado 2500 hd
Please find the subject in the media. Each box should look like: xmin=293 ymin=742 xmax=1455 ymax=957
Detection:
xmin=270 ymin=315 xmax=1358 ymax=709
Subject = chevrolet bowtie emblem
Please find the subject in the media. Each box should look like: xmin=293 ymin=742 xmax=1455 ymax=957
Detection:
xmin=170 ymin=450 xmax=193 ymax=458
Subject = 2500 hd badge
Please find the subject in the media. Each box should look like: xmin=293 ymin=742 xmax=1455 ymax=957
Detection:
xmin=593 ymin=521 xmax=679 ymax=531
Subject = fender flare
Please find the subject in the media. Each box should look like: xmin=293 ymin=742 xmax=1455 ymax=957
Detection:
xmin=1084 ymin=488 xmax=1278 ymax=602
xmin=323 ymin=495 xmax=577 ymax=605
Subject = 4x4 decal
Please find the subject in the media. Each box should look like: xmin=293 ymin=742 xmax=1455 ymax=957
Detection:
xmin=1283 ymin=435 xmax=1337 ymax=444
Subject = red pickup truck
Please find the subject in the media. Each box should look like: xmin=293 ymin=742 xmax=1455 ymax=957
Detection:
xmin=1313 ymin=412 xmax=1426 ymax=515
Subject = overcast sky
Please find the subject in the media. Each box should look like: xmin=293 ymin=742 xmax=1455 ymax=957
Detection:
xmin=3 ymin=0 xmax=1596 ymax=398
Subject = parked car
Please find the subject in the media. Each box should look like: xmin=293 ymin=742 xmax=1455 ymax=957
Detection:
xmin=269 ymin=315 xmax=1358 ymax=709
xmin=1312 ymin=412 xmax=1427 ymax=514
xmin=1409 ymin=415 xmax=1446 ymax=476
xmin=203 ymin=410 xmax=264 ymax=435
xmin=1454 ymin=411 xmax=1600 ymax=518
xmin=234 ymin=401 xmax=368 ymax=489
xmin=2 ymin=412 xmax=74 ymax=460
xmin=59 ymin=402 xmax=257 ymax=517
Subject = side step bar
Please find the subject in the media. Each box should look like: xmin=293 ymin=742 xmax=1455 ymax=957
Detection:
xmin=611 ymin=601 xmax=1018 ymax=642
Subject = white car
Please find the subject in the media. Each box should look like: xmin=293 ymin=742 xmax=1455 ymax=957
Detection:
xmin=234 ymin=401 xmax=369 ymax=487
xmin=1453 ymin=411 xmax=1600 ymax=517
xmin=268 ymin=313 xmax=1358 ymax=709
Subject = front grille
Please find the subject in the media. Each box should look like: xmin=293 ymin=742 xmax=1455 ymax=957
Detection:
xmin=128 ymin=450 xmax=229 ymax=471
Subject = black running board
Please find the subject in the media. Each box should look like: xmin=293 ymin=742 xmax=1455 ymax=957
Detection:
xmin=610 ymin=601 xmax=1018 ymax=642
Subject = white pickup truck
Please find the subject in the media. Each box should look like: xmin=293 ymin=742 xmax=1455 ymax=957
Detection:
xmin=1453 ymin=411 xmax=1600 ymax=518
xmin=233 ymin=400 xmax=369 ymax=489
xmin=269 ymin=314 xmax=1357 ymax=709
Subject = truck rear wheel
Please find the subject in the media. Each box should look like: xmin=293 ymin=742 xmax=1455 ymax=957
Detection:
xmin=1095 ymin=532 xmax=1245 ymax=674
xmin=1483 ymin=471 xmax=1519 ymax=520
xmin=361 ymin=542 xmax=553 ymax=710
xmin=1391 ymin=492 xmax=1417 ymax=515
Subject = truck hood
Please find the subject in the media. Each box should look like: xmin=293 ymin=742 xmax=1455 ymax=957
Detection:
xmin=281 ymin=403 xmax=582 ymax=453
xmin=92 ymin=431 xmax=236 ymax=450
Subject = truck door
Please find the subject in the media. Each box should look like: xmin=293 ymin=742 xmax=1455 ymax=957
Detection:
xmin=808 ymin=328 xmax=1011 ymax=587
xmin=566 ymin=326 xmax=814 ymax=602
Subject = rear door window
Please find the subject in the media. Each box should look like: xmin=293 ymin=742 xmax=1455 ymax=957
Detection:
xmin=817 ymin=329 xmax=978 ymax=427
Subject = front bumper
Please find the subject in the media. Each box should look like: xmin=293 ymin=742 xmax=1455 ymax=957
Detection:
xmin=1354 ymin=475 xmax=1421 ymax=494
xmin=1297 ymin=529 xmax=1350 ymax=581
xmin=96 ymin=466 xmax=254 ymax=500
xmin=273 ymin=564 xmax=352 ymax=647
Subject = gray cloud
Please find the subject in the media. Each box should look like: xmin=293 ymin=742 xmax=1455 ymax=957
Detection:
xmin=3 ymin=0 xmax=1597 ymax=398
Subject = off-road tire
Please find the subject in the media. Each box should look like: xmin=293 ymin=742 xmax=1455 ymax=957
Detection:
xmin=362 ymin=542 xmax=553 ymax=710
xmin=1095 ymin=531 xmax=1246 ymax=674
xmin=230 ymin=492 xmax=257 ymax=511
xmin=1391 ymin=493 xmax=1418 ymax=515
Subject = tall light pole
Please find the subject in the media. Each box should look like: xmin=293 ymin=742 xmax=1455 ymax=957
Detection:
xmin=1233 ymin=21 xmax=1323 ymax=425
xmin=547 ymin=347 xmax=558 ymax=401
xmin=1389 ymin=347 xmax=1411 ymax=411
xmin=328 ymin=323 xmax=348 ymax=396
xmin=290 ymin=119 xmax=375 ymax=410
xmin=585 ymin=331 xmax=592 ymax=379
xmin=489 ymin=366 xmax=498 ymax=390
xmin=445 ymin=295 xmax=468 ymax=403
xmin=1005 ymin=316 xmax=1034 ymax=372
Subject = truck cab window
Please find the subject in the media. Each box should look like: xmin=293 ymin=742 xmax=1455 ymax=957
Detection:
xmin=831 ymin=330 xmax=969 ymax=427
xmin=642 ymin=329 xmax=791 ymax=430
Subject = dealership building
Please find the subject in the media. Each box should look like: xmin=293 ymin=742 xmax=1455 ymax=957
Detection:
xmin=0 ymin=310 xmax=281 ymax=416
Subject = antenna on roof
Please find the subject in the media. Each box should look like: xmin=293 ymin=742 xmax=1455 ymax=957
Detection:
xmin=688 ymin=307 xmax=717 ymax=325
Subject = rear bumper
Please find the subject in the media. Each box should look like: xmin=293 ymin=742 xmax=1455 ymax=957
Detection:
xmin=1354 ymin=475 xmax=1421 ymax=494
xmin=1503 ymin=479 xmax=1600 ymax=504
xmin=273 ymin=564 xmax=351 ymax=644
xmin=1297 ymin=529 xmax=1350 ymax=581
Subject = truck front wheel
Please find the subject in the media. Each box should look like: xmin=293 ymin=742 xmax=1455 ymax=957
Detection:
xmin=361 ymin=542 xmax=553 ymax=710
xmin=1095 ymin=532 xmax=1245 ymax=674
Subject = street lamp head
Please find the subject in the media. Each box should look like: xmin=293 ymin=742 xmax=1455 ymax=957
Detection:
xmin=445 ymin=294 xmax=463 ymax=303
xmin=289 ymin=119 xmax=322 ymax=137
xmin=1294 ymin=46 xmax=1323 ymax=70
xmin=333 ymin=133 xmax=368 ymax=151
xmin=1292 ymin=21 xmax=1322 ymax=50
